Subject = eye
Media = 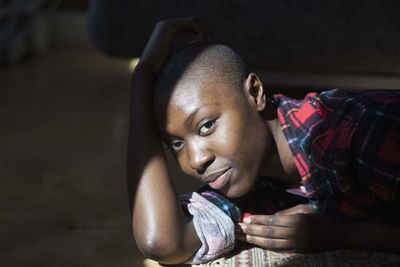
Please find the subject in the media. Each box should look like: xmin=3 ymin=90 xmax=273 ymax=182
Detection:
xmin=199 ymin=119 xmax=217 ymax=136
xmin=169 ymin=140 xmax=184 ymax=152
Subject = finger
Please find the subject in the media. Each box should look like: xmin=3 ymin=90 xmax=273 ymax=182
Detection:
xmin=239 ymin=234 xmax=295 ymax=252
xmin=192 ymin=18 xmax=209 ymax=41
xmin=180 ymin=21 xmax=208 ymax=42
xmin=238 ymin=223 xmax=297 ymax=239
xmin=235 ymin=224 xmax=244 ymax=234
xmin=236 ymin=233 xmax=246 ymax=241
xmin=275 ymin=204 xmax=316 ymax=215
xmin=247 ymin=214 xmax=308 ymax=228
xmin=159 ymin=17 xmax=208 ymax=41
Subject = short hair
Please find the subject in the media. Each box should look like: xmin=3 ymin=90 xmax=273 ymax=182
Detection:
xmin=154 ymin=42 xmax=250 ymax=97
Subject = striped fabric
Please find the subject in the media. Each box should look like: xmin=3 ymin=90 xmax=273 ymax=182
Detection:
xmin=274 ymin=89 xmax=400 ymax=222
xmin=179 ymin=191 xmax=239 ymax=264
xmin=200 ymin=190 xmax=242 ymax=223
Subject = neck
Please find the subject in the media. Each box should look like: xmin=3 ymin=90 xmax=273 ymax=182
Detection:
xmin=259 ymin=118 xmax=301 ymax=187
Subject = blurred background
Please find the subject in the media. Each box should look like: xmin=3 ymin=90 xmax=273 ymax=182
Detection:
xmin=0 ymin=1 xmax=144 ymax=266
xmin=1 ymin=1 xmax=400 ymax=266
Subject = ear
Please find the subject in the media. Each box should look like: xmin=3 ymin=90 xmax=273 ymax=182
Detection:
xmin=243 ymin=73 xmax=266 ymax=111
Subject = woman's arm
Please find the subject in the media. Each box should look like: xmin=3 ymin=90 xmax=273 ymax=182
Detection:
xmin=341 ymin=220 xmax=400 ymax=253
xmin=236 ymin=204 xmax=400 ymax=253
xmin=127 ymin=18 xmax=206 ymax=264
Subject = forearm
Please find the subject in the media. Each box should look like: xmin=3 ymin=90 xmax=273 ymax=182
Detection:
xmin=127 ymin=65 xmax=200 ymax=263
xmin=341 ymin=221 xmax=400 ymax=253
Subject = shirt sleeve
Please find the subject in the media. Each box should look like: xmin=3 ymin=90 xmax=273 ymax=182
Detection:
xmin=317 ymin=90 xmax=400 ymax=222
xmin=348 ymin=91 xmax=400 ymax=221
xmin=179 ymin=191 xmax=241 ymax=264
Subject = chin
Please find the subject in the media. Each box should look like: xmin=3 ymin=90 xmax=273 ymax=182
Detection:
xmin=224 ymin=182 xmax=253 ymax=199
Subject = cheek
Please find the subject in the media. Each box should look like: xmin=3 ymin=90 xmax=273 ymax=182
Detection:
xmin=176 ymin=152 xmax=191 ymax=175
xmin=220 ymin=114 xmax=261 ymax=165
xmin=176 ymin=150 xmax=201 ymax=180
xmin=216 ymin=114 xmax=246 ymax=156
xmin=226 ymin=112 xmax=267 ymax=192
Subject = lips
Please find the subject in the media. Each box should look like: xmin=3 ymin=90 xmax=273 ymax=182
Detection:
xmin=208 ymin=168 xmax=232 ymax=190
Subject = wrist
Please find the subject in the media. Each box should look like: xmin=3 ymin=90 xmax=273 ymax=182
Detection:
xmin=337 ymin=221 xmax=381 ymax=250
xmin=133 ymin=61 xmax=156 ymax=76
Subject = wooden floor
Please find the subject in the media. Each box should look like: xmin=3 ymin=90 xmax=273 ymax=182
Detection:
xmin=0 ymin=44 xmax=198 ymax=267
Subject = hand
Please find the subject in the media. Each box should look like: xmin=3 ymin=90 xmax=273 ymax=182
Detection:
xmin=139 ymin=17 xmax=208 ymax=75
xmin=236 ymin=204 xmax=343 ymax=253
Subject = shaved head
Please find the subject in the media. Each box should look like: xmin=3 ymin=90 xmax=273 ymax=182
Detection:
xmin=154 ymin=42 xmax=250 ymax=98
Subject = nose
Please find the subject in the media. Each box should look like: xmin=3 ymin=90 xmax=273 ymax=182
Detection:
xmin=187 ymin=140 xmax=215 ymax=175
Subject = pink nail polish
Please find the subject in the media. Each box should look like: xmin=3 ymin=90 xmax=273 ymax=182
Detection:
xmin=240 ymin=212 xmax=252 ymax=223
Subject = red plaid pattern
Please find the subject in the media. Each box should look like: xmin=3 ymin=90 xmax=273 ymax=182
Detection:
xmin=274 ymin=89 xmax=400 ymax=222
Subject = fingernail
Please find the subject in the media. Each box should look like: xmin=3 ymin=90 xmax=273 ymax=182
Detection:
xmin=243 ymin=217 xmax=251 ymax=224
xmin=238 ymin=223 xmax=247 ymax=231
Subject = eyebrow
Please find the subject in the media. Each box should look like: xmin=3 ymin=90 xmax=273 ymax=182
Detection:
xmin=159 ymin=103 xmax=216 ymax=141
xmin=184 ymin=104 xmax=215 ymax=127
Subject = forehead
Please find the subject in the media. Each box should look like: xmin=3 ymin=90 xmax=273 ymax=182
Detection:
xmin=171 ymin=79 xmax=218 ymax=110
xmin=153 ymin=78 xmax=238 ymax=131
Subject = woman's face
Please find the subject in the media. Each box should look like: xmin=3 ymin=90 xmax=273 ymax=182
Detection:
xmin=154 ymin=76 xmax=269 ymax=198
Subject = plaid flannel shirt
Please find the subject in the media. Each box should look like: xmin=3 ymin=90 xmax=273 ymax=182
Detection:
xmin=270 ymin=89 xmax=400 ymax=223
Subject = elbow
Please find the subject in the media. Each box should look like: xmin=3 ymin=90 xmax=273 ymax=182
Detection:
xmin=136 ymin=236 xmax=184 ymax=263
xmin=139 ymin=238 xmax=173 ymax=261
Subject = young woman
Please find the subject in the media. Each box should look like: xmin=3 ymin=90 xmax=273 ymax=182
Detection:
xmin=127 ymin=17 xmax=400 ymax=265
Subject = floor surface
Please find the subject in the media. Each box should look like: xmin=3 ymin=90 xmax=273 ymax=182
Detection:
xmin=0 ymin=44 xmax=198 ymax=267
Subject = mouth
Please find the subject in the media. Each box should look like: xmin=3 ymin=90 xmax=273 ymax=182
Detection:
xmin=208 ymin=168 xmax=232 ymax=190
